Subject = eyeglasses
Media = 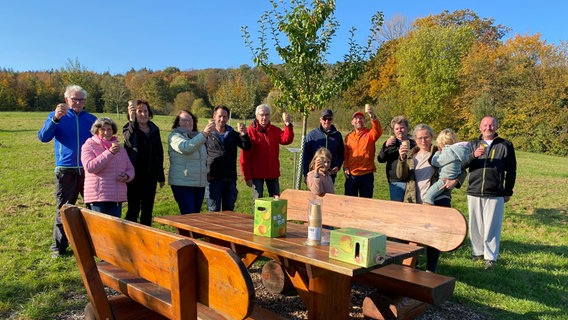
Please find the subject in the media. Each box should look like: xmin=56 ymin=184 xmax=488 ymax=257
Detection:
xmin=322 ymin=117 xmax=333 ymax=122
xmin=415 ymin=136 xmax=431 ymax=141
xmin=179 ymin=118 xmax=192 ymax=122
xmin=69 ymin=98 xmax=86 ymax=103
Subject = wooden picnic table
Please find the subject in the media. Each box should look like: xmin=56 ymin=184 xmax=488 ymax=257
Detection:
xmin=155 ymin=211 xmax=424 ymax=320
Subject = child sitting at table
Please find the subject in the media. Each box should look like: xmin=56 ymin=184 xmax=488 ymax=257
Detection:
xmin=306 ymin=147 xmax=334 ymax=196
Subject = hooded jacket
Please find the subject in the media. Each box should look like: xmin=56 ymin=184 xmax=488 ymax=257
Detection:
xmin=240 ymin=120 xmax=294 ymax=181
xmin=432 ymin=142 xmax=470 ymax=179
xmin=168 ymin=127 xmax=208 ymax=187
xmin=464 ymin=134 xmax=516 ymax=197
xmin=81 ymin=135 xmax=135 ymax=203
xmin=206 ymin=125 xmax=251 ymax=180
xmin=302 ymin=124 xmax=344 ymax=176
xmin=38 ymin=109 xmax=97 ymax=169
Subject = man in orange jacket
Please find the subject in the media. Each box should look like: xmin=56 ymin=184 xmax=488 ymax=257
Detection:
xmin=343 ymin=105 xmax=382 ymax=198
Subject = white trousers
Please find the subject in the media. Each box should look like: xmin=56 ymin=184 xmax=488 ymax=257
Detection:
xmin=467 ymin=195 xmax=505 ymax=262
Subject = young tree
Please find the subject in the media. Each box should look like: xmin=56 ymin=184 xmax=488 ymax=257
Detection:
xmin=242 ymin=0 xmax=383 ymax=188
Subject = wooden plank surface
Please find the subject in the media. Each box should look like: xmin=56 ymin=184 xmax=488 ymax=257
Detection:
xmin=280 ymin=189 xmax=467 ymax=252
xmin=64 ymin=205 xmax=256 ymax=320
xmin=155 ymin=212 xmax=423 ymax=277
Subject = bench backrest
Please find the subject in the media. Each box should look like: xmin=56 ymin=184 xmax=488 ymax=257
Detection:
xmin=280 ymin=189 xmax=467 ymax=252
xmin=61 ymin=205 xmax=254 ymax=319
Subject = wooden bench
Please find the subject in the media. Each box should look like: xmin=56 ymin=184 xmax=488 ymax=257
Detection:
xmin=278 ymin=189 xmax=468 ymax=319
xmin=61 ymin=204 xmax=282 ymax=320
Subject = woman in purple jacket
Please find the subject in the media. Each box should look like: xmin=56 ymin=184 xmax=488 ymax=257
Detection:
xmin=81 ymin=117 xmax=135 ymax=217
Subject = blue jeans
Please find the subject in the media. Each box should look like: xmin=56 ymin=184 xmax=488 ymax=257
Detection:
xmin=89 ymin=202 xmax=123 ymax=218
xmin=252 ymin=178 xmax=280 ymax=198
xmin=388 ymin=181 xmax=406 ymax=202
xmin=344 ymin=173 xmax=374 ymax=198
xmin=171 ymin=185 xmax=205 ymax=214
xmin=206 ymin=179 xmax=238 ymax=211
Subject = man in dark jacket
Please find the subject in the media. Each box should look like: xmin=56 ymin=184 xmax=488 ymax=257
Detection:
xmin=302 ymin=109 xmax=344 ymax=183
xmin=206 ymin=105 xmax=251 ymax=211
xmin=465 ymin=116 xmax=517 ymax=269
xmin=377 ymin=115 xmax=415 ymax=201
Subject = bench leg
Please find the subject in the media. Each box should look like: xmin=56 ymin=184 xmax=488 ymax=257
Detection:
xmin=363 ymin=291 xmax=428 ymax=320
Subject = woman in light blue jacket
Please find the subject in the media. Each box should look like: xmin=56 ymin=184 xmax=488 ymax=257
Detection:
xmin=168 ymin=110 xmax=215 ymax=214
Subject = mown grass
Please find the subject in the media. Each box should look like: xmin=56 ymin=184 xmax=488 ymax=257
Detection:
xmin=0 ymin=111 xmax=566 ymax=319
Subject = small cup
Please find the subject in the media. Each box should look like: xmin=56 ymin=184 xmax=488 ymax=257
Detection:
xmin=58 ymin=103 xmax=69 ymax=112
xmin=401 ymin=140 xmax=410 ymax=148
xmin=365 ymin=104 xmax=372 ymax=113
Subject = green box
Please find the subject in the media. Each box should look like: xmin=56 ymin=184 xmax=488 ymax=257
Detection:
xmin=254 ymin=198 xmax=287 ymax=238
xmin=329 ymin=227 xmax=386 ymax=267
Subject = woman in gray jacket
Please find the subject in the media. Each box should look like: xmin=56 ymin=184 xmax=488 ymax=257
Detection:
xmin=168 ymin=110 xmax=215 ymax=214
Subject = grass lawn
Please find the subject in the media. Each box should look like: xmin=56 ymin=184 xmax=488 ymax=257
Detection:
xmin=0 ymin=111 xmax=566 ymax=319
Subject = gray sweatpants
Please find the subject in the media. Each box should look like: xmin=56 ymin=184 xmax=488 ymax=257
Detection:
xmin=467 ymin=195 xmax=505 ymax=262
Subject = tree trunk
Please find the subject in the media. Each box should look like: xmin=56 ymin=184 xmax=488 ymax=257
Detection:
xmin=294 ymin=114 xmax=308 ymax=189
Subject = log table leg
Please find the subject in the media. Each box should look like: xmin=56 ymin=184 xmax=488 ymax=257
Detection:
xmin=306 ymin=266 xmax=351 ymax=320
xmin=261 ymin=260 xmax=294 ymax=294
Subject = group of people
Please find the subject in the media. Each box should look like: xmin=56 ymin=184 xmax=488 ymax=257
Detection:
xmin=301 ymin=107 xmax=516 ymax=272
xmin=39 ymin=84 xmax=516 ymax=273
xmin=38 ymin=86 xmax=294 ymax=258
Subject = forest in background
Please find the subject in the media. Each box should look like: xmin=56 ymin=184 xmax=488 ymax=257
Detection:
xmin=1 ymin=9 xmax=566 ymax=156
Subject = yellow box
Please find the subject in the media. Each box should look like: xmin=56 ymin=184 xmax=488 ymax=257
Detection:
xmin=254 ymin=198 xmax=287 ymax=237
xmin=329 ymin=227 xmax=386 ymax=267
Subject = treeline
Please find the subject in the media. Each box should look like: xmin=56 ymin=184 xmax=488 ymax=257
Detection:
xmin=1 ymin=9 xmax=567 ymax=156
xmin=0 ymin=63 xmax=273 ymax=120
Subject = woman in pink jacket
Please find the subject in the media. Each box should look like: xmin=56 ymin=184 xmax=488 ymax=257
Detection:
xmin=81 ymin=117 xmax=135 ymax=217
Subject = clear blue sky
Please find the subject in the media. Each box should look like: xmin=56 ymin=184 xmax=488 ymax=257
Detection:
xmin=1 ymin=1 xmax=566 ymax=74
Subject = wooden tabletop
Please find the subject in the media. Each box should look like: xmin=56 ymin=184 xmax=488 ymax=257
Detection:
xmin=155 ymin=211 xmax=424 ymax=277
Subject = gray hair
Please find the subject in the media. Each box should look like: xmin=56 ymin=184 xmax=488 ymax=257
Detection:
xmin=91 ymin=117 xmax=117 ymax=135
xmin=255 ymin=104 xmax=271 ymax=115
xmin=64 ymin=85 xmax=88 ymax=99
xmin=412 ymin=124 xmax=434 ymax=138
xmin=390 ymin=116 xmax=409 ymax=130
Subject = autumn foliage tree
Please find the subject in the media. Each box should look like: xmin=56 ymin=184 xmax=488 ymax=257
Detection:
xmin=211 ymin=66 xmax=258 ymax=120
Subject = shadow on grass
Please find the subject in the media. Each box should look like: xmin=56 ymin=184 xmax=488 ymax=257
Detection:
xmin=445 ymin=239 xmax=568 ymax=319
xmin=532 ymin=207 xmax=568 ymax=222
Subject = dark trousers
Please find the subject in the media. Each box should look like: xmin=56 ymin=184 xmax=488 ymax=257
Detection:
xmin=52 ymin=168 xmax=85 ymax=253
xmin=171 ymin=185 xmax=205 ymax=214
xmin=125 ymin=178 xmax=157 ymax=226
xmin=206 ymin=179 xmax=238 ymax=211
xmin=344 ymin=172 xmax=374 ymax=198
xmin=252 ymin=178 xmax=280 ymax=198
xmin=425 ymin=197 xmax=451 ymax=272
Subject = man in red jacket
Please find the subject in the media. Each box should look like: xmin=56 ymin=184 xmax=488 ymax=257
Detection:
xmin=240 ymin=104 xmax=294 ymax=198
